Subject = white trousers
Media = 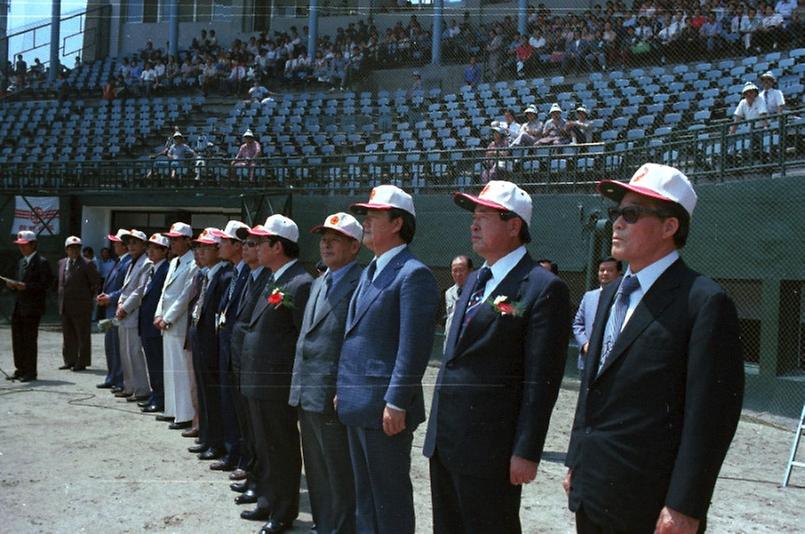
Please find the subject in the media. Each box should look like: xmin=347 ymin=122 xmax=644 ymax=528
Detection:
xmin=119 ymin=326 xmax=151 ymax=397
xmin=162 ymin=332 xmax=195 ymax=423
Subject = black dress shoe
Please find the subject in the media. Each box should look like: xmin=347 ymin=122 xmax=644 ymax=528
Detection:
xmin=96 ymin=382 xmax=113 ymax=389
xmin=114 ymin=391 xmax=133 ymax=398
xmin=58 ymin=364 xmax=73 ymax=370
xmin=137 ymin=400 xmax=150 ymax=408
xmin=239 ymin=505 xmax=269 ymax=520
xmin=210 ymin=457 xmax=236 ymax=471
xmin=155 ymin=414 xmax=174 ymax=422
xmin=168 ymin=421 xmax=192 ymax=430
xmin=230 ymin=481 xmax=249 ymax=493
xmin=235 ymin=489 xmax=258 ymax=505
xmin=6 ymin=371 xmax=21 ymax=380
xmin=18 ymin=375 xmax=36 ymax=382
xmin=188 ymin=443 xmax=208 ymax=454
xmin=260 ymin=519 xmax=293 ymax=533
xmin=230 ymin=469 xmax=248 ymax=481
xmin=72 ymin=366 xmax=87 ymax=372
xmin=111 ymin=386 xmax=123 ymax=393
xmin=141 ymin=404 xmax=162 ymax=413
xmin=198 ymin=448 xmax=224 ymax=460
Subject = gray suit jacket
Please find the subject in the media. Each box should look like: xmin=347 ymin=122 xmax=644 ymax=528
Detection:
xmin=117 ymin=252 xmax=150 ymax=328
xmin=289 ymin=262 xmax=362 ymax=413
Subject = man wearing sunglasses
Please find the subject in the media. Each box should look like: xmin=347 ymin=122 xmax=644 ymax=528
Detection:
xmin=564 ymin=163 xmax=744 ymax=534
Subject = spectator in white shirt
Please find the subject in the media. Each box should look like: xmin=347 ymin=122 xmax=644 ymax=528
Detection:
xmin=140 ymin=62 xmax=158 ymax=97
xmin=758 ymin=5 xmax=784 ymax=50
xmin=248 ymin=80 xmax=269 ymax=101
xmin=510 ymin=105 xmax=543 ymax=146
xmin=775 ymin=0 xmax=797 ymax=21
xmin=565 ymin=106 xmax=593 ymax=144
xmin=759 ymin=71 xmax=785 ymax=115
xmin=502 ymin=109 xmax=521 ymax=139
xmin=731 ymin=82 xmax=767 ymax=133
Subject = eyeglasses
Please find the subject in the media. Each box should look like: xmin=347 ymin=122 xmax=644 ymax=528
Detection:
xmin=244 ymin=241 xmax=258 ymax=248
xmin=608 ymin=205 xmax=669 ymax=224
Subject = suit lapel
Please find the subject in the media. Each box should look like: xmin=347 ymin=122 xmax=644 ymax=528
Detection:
xmin=594 ymin=259 xmax=685 ymax=380
xmin=347 ymin=249 xmax=410 ymax=333
xmin=308 ymin=263 xmax=361 ymax=333
xmin=249 ymin=263 xmax=299 ymax=326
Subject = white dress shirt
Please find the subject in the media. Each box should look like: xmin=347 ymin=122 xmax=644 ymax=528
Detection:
xmin=480 ymin=245 xmax=528 ymax=301
xmin=619 ymin=250 xmax=680 ymax=330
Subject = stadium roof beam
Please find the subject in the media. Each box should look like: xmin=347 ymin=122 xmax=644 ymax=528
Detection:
xmin=168 ymin=0 xmax=179 ymax=58
xmin=0 ymin=0 xmax=7 ymax=91
xmin=308 ymin=0 xmax=318 ymax=61
xmin=48 ymin=0 xmax=60 ymax=82
xmin=431 ymin=0 xmax=443 ymax=65
xmin=518 ymin=0 xmax=527 ymax=36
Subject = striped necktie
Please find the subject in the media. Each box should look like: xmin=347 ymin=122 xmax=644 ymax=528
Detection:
xmin=459 ymin=267 xmax=492 ymax=336
xmin=597 ymin=275 xmax=641 ymax=376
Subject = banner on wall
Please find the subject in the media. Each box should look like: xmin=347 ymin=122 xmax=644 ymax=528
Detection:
xmin=12 ymin=196 xmax=60 ymax=236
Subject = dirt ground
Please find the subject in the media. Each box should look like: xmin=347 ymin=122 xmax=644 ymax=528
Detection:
xmin=0 ymin=328 xmax=803 ymax=533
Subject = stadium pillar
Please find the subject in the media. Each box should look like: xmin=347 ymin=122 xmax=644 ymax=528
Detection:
xmin=518 ymin=0 xmax=527 ymax=36
xmin=308 ymin=0 xmax=318 ymax=59
xmin=168 ymin=0 xmax=179 ymax=58
xmin=0 ymin=0 xmax=7 ymax=91
xmin=431 ymin=0 xmax=443 ymax=65
xmin=48 ymin=0 xmax=61 ymax=83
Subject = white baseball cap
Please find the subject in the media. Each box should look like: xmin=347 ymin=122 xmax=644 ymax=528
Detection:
xmin=194 ymin=227 xmax=222 ymax=245
xmin=14 ymin=230 xmax=36 ymax=244
xmin=212 ymin=220 xmax=250 ymax=242
xmin=107 ymin=228 xmax=131 ymax=242
xmin=164 ymin=221 xmax=193 ymax=238
xmin=243 ymin=129 xmax=255 ymax=138
xmin=248 ymin=214 xmax=300 ymax=243
xmin=549 ymin=103 xmax=562 ymax=114
xmin=173 ymin=131 xmax=184 ymax=138
xmin=147 ymin=233 xmax=169 ymax=248
xmin=576 ymin=105 xmax=589 ymax=115
xmin=310 ymin=212 xmax=363 ymax=241
xmin=523 ymin=105 xmax=538 ymax=115
xmin=350 ymin=185 xmax=416 ymax=218
xmin=598 ymin=163 xmax=698 ymax=217
xmin=490 ymin=121 xmax=508 ymax=135
xmin=64 ymin=235 xmax=82 ymax=248
xmin=126 ymin=229 xmax=147 ymax=242
xmin=741 ymin=82 xmax=759 ymax=94
xmin=454 ymin=180 xmax=533 ymax=228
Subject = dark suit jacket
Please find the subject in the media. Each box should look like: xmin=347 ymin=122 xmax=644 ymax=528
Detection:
xmin=240 ymin=262 xmax=313 ymax=401
xmin=13 ymin=252 xmax=53 ymax=316
xmin=423 ymin=253 xmax=571 ymax=479
xmin=565 ymin=259 xmax=744 ymax=531
xmin=138 ymin=260 xmax=169 ymax=339
xmin=190 ymin=263 xmax=233 ymax=370
xmin=230 ymin=268 xmax=272 ymax=374
xmin=290 ymin=262 xmax=362 ymax=414
xmin=336 ymin=247 xmax=440 ymax=430
xmin=217 ymin=264 xmax=250 ymax=371
xmin=57 ymin=256 xmax=101 ymax=315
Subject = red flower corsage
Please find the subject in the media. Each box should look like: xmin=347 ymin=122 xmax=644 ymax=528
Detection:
xmin=490 ymin=295 xmax=521 ymax=317
xmin=267 ymin=287 xmax=294 ymax=309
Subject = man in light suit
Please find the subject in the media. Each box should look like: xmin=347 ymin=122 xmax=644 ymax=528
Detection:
xmin=290 ymin=212 xmax=363 ymax=534
xmin=443 ymin=255 xmax=473 ymax=354
xmin=138 ymin=233 xmax=170 ymax=413
xmin=96 ymin=229 xmax=131 ymax=390
xmin=154 ymin=221 xmax=198 ymax=430
xmin=239 ymin=215 xmax=313 ymax=534
xmin=115 ymin=229 xmax=152 ymax=400
xmin=336 ymin=185 xmax=440 ymax=534
xmin=423 ymin=181 xmax=571 ymax=534
xmin=572 ymin=257 xmax=621 ymax=370
xmin=564 ymin=164 xmax=744 ymax=534
xmin=57 ymin=236 xmax=101 ymax=371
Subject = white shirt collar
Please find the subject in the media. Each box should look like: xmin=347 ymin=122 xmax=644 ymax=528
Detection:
xmin=207 ymin=260 xmax=227 ymax=279
xmin=24 ymin=251 xmax=37 ymax=262
xmin=372 ymin=243 xmax=407 ymax=281
xmin=179 ymin=249 xmax=194 ymax=264
xmin=234 ymin=259 xmax=246 ymax=275
xmin=481 ymin=245 xmax=527 ymax=298
xmin=272 ymin=258 xmax=298 ymax=282
xmin=152 ymin=258 xmax=166 ymax=269
xmin=625 ymin=249 xmax=679 ymax=295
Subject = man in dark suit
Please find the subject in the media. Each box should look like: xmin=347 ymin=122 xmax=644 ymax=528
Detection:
xmin=188 ymin=228 xmax=233 ymax=461
xmin=240 ymin=214 xmax=313 ymax=534
xmin=6 ymin=231 xmax=53 ymax=382
xmin=57 ymin=236 xmax=101 ymax=371
xmin=572 ymin=257 xmax=621 ymax=371
xmin=290 ymin=212 xmax=363 ymax=534
xmin=423 ymin=180 xmax=571 ymax=534
xmin=564 ymin=163 xmax=744 ymax=534
xmin=337 ymin=185 xmax=440 ymax=534
xmin=137 ymin=233 xmax=170 ymax=413
xmin=96 ymin=229 xmax=132 ymax=390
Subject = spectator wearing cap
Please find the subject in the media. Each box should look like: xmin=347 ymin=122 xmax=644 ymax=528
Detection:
xmin=463 ymin=55 xmax=482 ymax=88
xmin=539 ymin=104 xmax=569 ymax=145
xmin=759 ymin=71 xmax=785 ymax=115
xmin=730 ymin=82 xmax=767 ymax=134
xmin=510 ymin=105 xmax=543 ymax=147
xmin=188 ymin=228 xmax=233 ymax=463
xmin=564 ymin=163 xmax=744 ymax=534
xmin=481 ymin=121 xmax=510 ymax=183
xmin=566 ymin=106 xmax=593 ymax=144
xmin=7 ymin=231 xmax=53 ymax=382
xmin=154 ymin=222 xmax=199 ymax=430
xmin=424 ymin=180 xmax=571 ymax=533
xmin=230 ymin=130 xmax=262 ymax=181
xmin=114 ymin=230 xmax=152 ymax=401
xmin=57 ymin=236 xmax=102 ymax=372
xmin=290 ymin=212 xmax=364 ymax=534
xmin=138 ymin=233 xmax=171 ymax=414
xmin=336 ymin=185 xmax=440 ymax=534
xmin=96 ymin=230 xmax=133 ymax=391
xmin=210 ymin=221 xmax=251 ymax=472
xmin=239 ymin=215 xmax=313 ymax=531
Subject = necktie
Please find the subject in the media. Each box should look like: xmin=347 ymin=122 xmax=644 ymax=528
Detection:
xmin=597 ymin=275 xmax=641 ymax=376
xmin=460 ymin=267 xmax=493 ymax=335
xmin=144 ymin=264 xmax=156 ymax=291
xmin=311 ymin=273 xmax=332 ymax=321
xmin=19 ymin=258 xmax=28 ymax=280
xmin=192 ymin=273 xmax=209 ymax=325
xmin=237 ymin=273 xmax=255 ymax=317
xmin=356 ymin=260 xmax=377 ymax=304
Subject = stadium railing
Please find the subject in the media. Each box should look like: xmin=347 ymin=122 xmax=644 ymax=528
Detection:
xmin=1 ymin=109 xmax=802 ymax=193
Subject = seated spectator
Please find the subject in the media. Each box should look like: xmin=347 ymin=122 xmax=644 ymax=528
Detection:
xmin=510 ymin=105 xmax=543 ymax=146
xmin=585 ymin=30 xmax=607 ymax=71
xmin=565 ymin=106 xmax=593 ymax=144
xmin=759 ymin=71 xmax=785 ymax=115
xmin=227 ymin=59 xmax=246 ymax=95
xmin=248 ymin=80 xmax=269 ymax=101
xmin=562 ymin=31 xmax=589 ymax=74
xmin=502 ymin=109 xmax=521 ymax=139
xmin=312 ymin=50 xmax=330 ymax=85
xmin=463 ymin=55 xmax=482 ymax=88
xmin=701 ymin=12 xmax=724 ymax=52
xmin=730 ymin=82 xmax=767 ymax=133
xmin=739 ymin=7 xmax=763 ymax=51
xmin=757 ymin=5 xmax=784 ymax=51
xmin=140 ymin=62 xmax=158 ymax=97
xmin=166 ymin=132 xmax=196 ymax=177
xmin=514 ymin=35 xmax=536 ymax=78
xmin=481 ymin=121 xmax=510 ymax=183
xmin=538 ymin=104 xmax=570 ymax=145
xmin=230 ymin=129 xmax=262 ymax=181
xmin=775 ymin=0 xmax=797 ymax=22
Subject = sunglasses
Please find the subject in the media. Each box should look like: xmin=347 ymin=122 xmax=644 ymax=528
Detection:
xmin=244 ymin=240 xmax=259 ymax=248
xmin=608 ymin=205 xmax=669 ymax=224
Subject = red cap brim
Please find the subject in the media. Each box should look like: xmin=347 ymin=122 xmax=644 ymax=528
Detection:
xmin=349 ymin=202 xmax=395 ymax=215
xmin=597 ymin=180 xmax=675 ymax=204
xmin=309 ymin=224 xmax=355 ymax=239
xmin=107 ymin=234 xmax=121 ymax=242
xmin=247 ymin=226 xmax=273 ymax=236
xmin=163 ymin=232 xmax=187 ymax=238
xmin=13 ymin=239 xmax=32 ymax=244
xmin=453 ymin=192 xmax=510 ymax=213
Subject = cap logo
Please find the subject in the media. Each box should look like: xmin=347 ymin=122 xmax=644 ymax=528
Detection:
xmin=632 ymin=166 xmax=649 ymax=183
xmin=369 ymin=188 xmax=377 ymax=200
xmin=480 ymin=183 xmax=492 ymax=196
xmin=329 ymin=215 xmax=340 ymax=225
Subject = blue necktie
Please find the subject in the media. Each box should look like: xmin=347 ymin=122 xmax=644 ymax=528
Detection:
xmin=597 ymin=275 xmax=641 ymax=376
xmin=357 ymin=260 xmax=377 ymax=304
xmin=459 ymin=267 xmax=492 ymax=336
